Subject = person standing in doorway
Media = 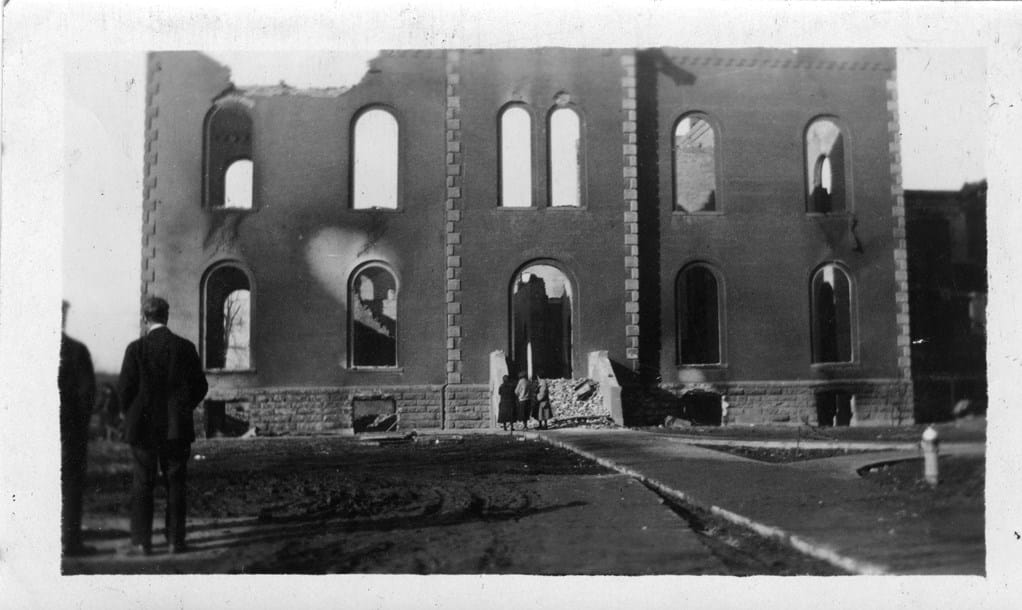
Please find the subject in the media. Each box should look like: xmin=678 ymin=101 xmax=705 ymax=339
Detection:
xmin=514 ymin=372 xmax=530 ymax=431
xmin=497 ymin=375 xmax=516 ymax=432
xmin=59 ymin=300 xmax=97 ymax=556
xmin=535 ymin=377 xmax=552 ymax=430
xmin=118 ymin=296 xmax=208 ymax=555
xmin=526 ymin=374 xmax=540 ymax=427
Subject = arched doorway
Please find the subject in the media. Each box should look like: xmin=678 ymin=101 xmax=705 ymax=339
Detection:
xmin=510 ymin=263 xmax=573 ymax=378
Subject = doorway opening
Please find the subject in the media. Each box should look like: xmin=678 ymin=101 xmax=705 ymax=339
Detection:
xmin=510 ymin=264 xmax=573 ymax=378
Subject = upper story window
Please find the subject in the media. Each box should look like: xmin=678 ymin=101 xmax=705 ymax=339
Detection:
xmin=805 ymin=117 xmax=847 ymax=213
xmin=674 ymin=113 xmax=718 ymax=213
xmin=677 ymin=263 xmax=722 ymax=365
xmin=548 ymin=106 xmax=582 ymax=207
xmin=203 ymin=263 xmax=253 ymax=371
xmin=500 ymin=104 xmax=533 ymax=208
xmin=352 ymin=108 xmax=399 ymax=210
xmin=205 ymin=102 xmax=253 ymax=210
xmin=350 ymin=263 xmax=398 ymax=367
xmin=811 ymin=263 xmax=853 ymax=364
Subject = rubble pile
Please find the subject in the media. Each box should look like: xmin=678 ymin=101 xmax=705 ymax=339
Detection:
xmin=546 ymin=378 xmax=608 ymax=422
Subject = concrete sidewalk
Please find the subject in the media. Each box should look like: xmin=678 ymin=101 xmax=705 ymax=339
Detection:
xmin=537 ymin=428 xmax=985 ymax=575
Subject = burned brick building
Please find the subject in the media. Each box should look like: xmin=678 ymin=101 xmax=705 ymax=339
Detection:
xmin=141 ymin=48 xmax=912 ymax=434
xmin=905 ymin=181 xmax=987 ymax=422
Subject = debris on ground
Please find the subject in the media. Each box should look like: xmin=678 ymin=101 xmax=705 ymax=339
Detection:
xmin=663 ymin=415 xmax=693 ymax=429
xmin=546 ymin=378 xmax=607 ymax=422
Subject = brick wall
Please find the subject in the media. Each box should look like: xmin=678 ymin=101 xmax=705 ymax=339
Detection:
xmin=621 ymin=51 xmax=641 ymax=365
xmin=629 ymin=379 xmax=913 ymax=427
xmin=443 ymin=384 xmax=491 ymax=429
xmin=201 ymin=383 xmax=494 ymax=436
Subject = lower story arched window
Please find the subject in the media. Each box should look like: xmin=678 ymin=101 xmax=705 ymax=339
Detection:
xmin=204 ymin=265 xmax=252 ymax=370
xmin=811 ymin=263 xmax=852 ymax=363
xmin=350 ymin=264 xmax=398 ymax=367
xmin=677 ymin=264 xmax=722 ymax=365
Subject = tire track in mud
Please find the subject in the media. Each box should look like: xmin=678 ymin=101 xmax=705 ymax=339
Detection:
xmin=240 ymin=481 xmax=543 ymax=573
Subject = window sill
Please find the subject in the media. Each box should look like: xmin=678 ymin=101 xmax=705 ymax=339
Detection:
xmin=494 ymin=205 xmax=587 ymax=211
xmin=205 ymin=368 xmax=257 ymax=374
xmin=673 ymin=210 xmax=724 ymax=217
xmin=348 ymin=366 xmax=404 ymax=373
xmin=677 ymin=363 xmax=727 ymax=369
xmin=810 ymin=361 xmax=857 ymax=369
xmin=350 ymin=206 xmax=404 ymax=214
xmin=206 ymin=206 xmax=257 ymax=214
xmin=805 ymin=211 xmax=853 ymax=218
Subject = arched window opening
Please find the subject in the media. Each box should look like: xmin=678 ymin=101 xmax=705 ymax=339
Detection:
xmin=511 ymin=264 xmax=573 ymax=378
xmin=204 ymin=265 xmax=252 ymax=370
xmin=674 ymin=114 xmax=717 ymax=212
xmin=205 ymin=104 xmax=253 ymax=209
xmin=350 ymin=265 xmax=398 ymax=367
xmin=352 ymin=109 xmax=398 ymax=210
xmin=500 ymin=105 xmax=532 ymax=208
xmin=224 ymin=159 xmax=253 ymax=209
xmin=677 ymin=264 xmax=721 ymax=365
xmin=549 ymin=108 xmax=581 ymax=207
xmin=806 ymin=118 xmax=846 ymax=213
xmin=811 ymin=264 xmax=853 ymax=363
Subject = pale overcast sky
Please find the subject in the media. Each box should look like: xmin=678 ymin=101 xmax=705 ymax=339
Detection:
xmin=61 ymin=47 xmax=987 ymax=372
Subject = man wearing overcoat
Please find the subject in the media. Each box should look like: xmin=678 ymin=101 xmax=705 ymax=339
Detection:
xmin=118 ymin=296 xmax=208 ymax=555
xmin=59 ymin=301 xmax=96 ymax=556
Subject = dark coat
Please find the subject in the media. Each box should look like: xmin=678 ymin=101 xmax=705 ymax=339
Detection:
xmin=59 ymin=334 xmax=96 ymax=443
xmin=497 ymin=381 xmax=517 ymax=424
xmin=118 ymin=326 xmax=208 ymax=446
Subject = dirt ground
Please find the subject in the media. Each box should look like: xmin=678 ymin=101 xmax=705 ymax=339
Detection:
xmin=66 ymin=434 xmax=842 ymax=575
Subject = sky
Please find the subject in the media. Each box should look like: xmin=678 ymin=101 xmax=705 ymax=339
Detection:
xmin=61 ymin=47 xmax=986 ymax=372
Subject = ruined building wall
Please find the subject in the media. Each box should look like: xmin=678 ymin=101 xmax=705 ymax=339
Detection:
xmin=147 ymin=51 xmax=458 ymax=433
xmin=147 ymin=48 xmax=911 ymax=434
xmin=455 ymin=49 xmax=631 ymax=382
xmin=635 ymin=48 xmax=911 ymax=425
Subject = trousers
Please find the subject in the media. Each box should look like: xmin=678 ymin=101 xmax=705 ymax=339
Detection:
xmin=130 ymin=440 xmax=191 ymax=547
xmin=61 ymin=435 xmax=88 ymax=550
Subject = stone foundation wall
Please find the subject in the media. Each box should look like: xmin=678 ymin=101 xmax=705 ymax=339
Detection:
xmin=628 ymin=379 xmax=914 ymax=427
xmin=201 ymin=384 xmax=494 ymax=436
xmin=443 ymin=384 xmax=491 ymax=429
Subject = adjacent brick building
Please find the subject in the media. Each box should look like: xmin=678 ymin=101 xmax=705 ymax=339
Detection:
xmin=905 ymin=181 xmax=987 ymax=422
xmin=142 ymin=48 xmax=912 ymax=434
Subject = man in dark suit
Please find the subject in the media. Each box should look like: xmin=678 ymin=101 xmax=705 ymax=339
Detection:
xmin=118 ymin=296 xmax=208 ymax=555
xmin=59 ymin=300 xmax=96 ymax=556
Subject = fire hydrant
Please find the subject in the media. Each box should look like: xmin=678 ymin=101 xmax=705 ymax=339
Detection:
xmin=920 ymin=425 xmax=939 ymax=487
